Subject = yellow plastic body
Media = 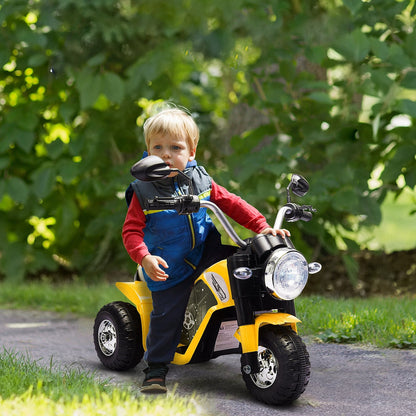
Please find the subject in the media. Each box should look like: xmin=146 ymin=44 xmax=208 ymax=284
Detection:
xmin=116 ymin=259 xmax=301 ymax=365
xmin=115 ymin=281 xmax=152 ymax=349
xmin=235 ymin=314 xmax=300 ymax=354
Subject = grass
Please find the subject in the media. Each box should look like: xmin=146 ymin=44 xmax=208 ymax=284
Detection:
xmin=0 ymin=349 xmax=109 ymax=401
xmin=0 ymin=349 xmax=208 ymax=416
xmin=297 ymin=296 xmax=416 ymax=349
xmin=0 ymin=279 xmax=120 ymax=317
xmin=0 ymin=280 xmax=415 ymax=349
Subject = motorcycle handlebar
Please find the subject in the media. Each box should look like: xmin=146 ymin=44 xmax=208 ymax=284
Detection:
xmin=146 ymin=198 xmax=316 ymax=249
xmin=146 ymin=197 xmax=248 ymax=248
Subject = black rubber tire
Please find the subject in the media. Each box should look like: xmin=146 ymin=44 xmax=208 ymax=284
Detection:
xmin=93 ymin=301 xmax=143 ymax=371
xmin=241 ymin=326 xmax=310 ymax=405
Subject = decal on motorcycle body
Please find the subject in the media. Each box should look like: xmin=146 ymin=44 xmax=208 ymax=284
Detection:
xmin=205 ymin=272 xmax=230 ymax=303
xmin=214 ymin=320 xmax=239 ymax=352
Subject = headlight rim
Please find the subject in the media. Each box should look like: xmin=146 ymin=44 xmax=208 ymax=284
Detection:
xmin=264 ymin=248 xmax=308 ymax=301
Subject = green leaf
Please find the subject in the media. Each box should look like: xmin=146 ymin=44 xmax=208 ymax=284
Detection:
xmin=404 ymin=31 xmax=416 ymax=64
xmin=333 ymin=29 xmax=370 ymax=63
xmin=75 ymin=68 xmax=103 ymax=110
xmin=126 ymin=44 xmax=173 ymax=90
xmin=401 ymin=71 xmax=416 ymax=90
xmin=26 ymin=247 xmax=59 ymax=274
xmin=6 ymin=177 xmax=29 ymax=204
xmin=0 ymin=124 xmax=35 ymax=153
xmin=332 ymin=188 xmax=359 ymax=213
xmin=381 ymin=144 xmax=416 ymax=184
xmin=0 ymin=49 xmax=10 ymax=66
xmin=231 ymin=123 xmax=275 ymax=154
xmin=0 ymin=242 xmax=26 ymax=282
xmin=262 ymin=81 xmax=290 ymax=104
xmin=342 ymin=238 xmax=360 ymax=252
xmin=57 ymin=159 xmax=80 ymax=184
xmin=398 ymin=100 xmax=416 ymax=117
xmin=28 ymin=53 xmax=48 ymax=67
xmin=87 ymin=52 xmax=107 ymax=67
xmin=404 ymin=170 xmax=416 ymax=189
xmin=46 ymin=139 xmax=65 ymax=160
xmin=102 ymin=72 xmax=125 ymax=104
xmin=31 ymin=164 xmax=56 ymax=199
xmin=368 ymin=68 xmax=394 ymax=94
xmin=360 ymin=195 xmax=382 ymax=226
xmin=15 ymin=130 xmax=35 ymax=153
xmin=55 ymin=198 xmax=79 ymax=245
xmin=305 ymin=45 xmax=328 ymax=65
xmin=307 ymin=91 xmax=333 ymax=105
xmin=7 ymin=106 xmax=38 ymax=130
xmin=370 ymin=38 xmax=390 ymax=61
xmin=59 ymin=100 xmax=78 ymax=124
xmin=0 ymin=157 xmax=9 ymax=170
xmin=342 ymin=0 xmax=363 ymax=15
xmin=388 ymin=44 xmax=411 ymax=69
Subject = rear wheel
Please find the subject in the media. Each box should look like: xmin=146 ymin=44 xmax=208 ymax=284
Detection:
xmin=93 ymin=301 xmax=143 ymax=371
xmin=241 ymin=326 xmax=310 ymax=405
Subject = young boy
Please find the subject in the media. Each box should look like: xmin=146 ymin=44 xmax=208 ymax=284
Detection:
xmin=122 ymin=107 xmax=289 ymax=393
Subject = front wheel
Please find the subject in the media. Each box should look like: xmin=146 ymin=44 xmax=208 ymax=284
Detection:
xmin=241 ymin=326 xmax=310 ymax=405
xmin=93 ymin=301 xmax=143 ymax=371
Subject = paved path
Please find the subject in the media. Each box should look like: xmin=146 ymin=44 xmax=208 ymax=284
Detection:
xmin=1 ymin=309 xmax=416 ymax=416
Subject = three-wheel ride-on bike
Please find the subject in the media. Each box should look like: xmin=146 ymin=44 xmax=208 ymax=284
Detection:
xmin=93 ymin=156 xmax=321 ymax=405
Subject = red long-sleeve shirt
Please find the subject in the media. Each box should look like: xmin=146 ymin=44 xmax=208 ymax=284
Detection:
xmin=122 ymin=179 xmax=270 ymax=265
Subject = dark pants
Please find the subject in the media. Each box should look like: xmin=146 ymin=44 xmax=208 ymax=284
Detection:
xmin=144 ymin=228 xmax=237 ymax=365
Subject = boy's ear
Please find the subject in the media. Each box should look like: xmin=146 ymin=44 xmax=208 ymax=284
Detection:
xmin=188 ymin=148 xmax=196 ymax=161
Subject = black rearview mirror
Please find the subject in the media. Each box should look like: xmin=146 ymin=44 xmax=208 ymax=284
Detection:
xmin=286 ymin=174 xmax=309 ymax=202
xmin=130 ymin=155 xmax=175 ymax=181
xmin=290 ymin=174 xmax=309 ymax=197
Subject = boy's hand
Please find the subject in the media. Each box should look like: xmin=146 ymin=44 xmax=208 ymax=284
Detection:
xmin=260 ymin=227 xmax=291 ymax=238
xmin=141 ymin=255 xmax=169 ymax=281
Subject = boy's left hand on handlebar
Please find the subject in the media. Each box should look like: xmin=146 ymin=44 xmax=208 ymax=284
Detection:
xmin=260 ymin=227 xmax=291 ymax=238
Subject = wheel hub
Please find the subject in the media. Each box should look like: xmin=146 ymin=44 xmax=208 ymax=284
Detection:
xmin=183 ymin=310 xmax=196 ymax=330
xmin=250 ymin=346 xmax=278 ymax=388
xmin=98 ymin=319 xmax=117 ymax=356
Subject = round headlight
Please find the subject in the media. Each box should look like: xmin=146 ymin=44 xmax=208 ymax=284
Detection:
xmin=264 ymin=248 xmax=308 ymax=300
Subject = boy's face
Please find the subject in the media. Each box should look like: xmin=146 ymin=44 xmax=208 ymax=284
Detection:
xmin=148 ymin=134 xmax=196 ymax=176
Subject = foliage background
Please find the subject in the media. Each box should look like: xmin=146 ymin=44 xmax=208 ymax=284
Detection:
xmin=1 ymin=0 xmax=415 ymax=282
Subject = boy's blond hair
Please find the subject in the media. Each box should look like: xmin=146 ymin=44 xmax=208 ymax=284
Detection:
xmin=143 ymin=108 xmax=199 ymax=151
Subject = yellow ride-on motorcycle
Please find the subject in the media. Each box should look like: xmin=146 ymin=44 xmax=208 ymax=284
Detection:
xmin=93 ymin=156 xmax=321 ymax=405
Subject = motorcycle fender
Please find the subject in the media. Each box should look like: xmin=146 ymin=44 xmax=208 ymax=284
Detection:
xmin=116 ymin=281 xmax=153 ymax=349
xmin=235 ymin=313 xmax=301 ymax=354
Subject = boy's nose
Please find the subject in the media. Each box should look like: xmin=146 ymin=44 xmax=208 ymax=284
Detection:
xmin=158 ymin=146 xmax=167 ymax=156
xmin=162 ymin=150 xmax=170 ymax=159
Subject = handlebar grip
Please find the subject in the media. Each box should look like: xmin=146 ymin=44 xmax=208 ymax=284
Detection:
xmin=146 ymin=195 xmax=200 ymax=214
xmin=147 ymin=197 xmax=177 ymax=210
xmin=284 ymin=203 xmax=315 ymax=222
xmin=300 ymin=211 xmax=313 ymax=222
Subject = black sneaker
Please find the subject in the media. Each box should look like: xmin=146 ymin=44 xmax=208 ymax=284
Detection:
xmin=140 ymin=376 xmax=167 ymax=394
xmin=140 ymin=363 xmax=169 ymax=394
